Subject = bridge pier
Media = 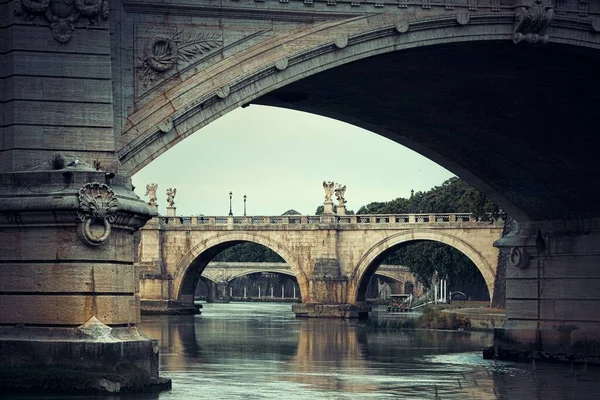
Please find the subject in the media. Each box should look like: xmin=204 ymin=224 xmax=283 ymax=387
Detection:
xmin=213 ymin=281 xmax=232 ymax=303
xmin=492 ymin=218 xmax=600 ymax=363
xmin=0 ymin=171 xmax=170 ymax=392
xmin=292 ymin=258 xmax=370 ymax=319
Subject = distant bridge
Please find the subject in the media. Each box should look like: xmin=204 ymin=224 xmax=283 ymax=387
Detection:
xmin=137 ymin=212 xmax=502 ymax=316
xmin=198 ymin=261 xmax=423 ymax=301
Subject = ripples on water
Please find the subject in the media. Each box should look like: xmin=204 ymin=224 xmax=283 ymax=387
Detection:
xmin=8 ymin=302 xmax=600 ymax=399
xmin=137 ymin=303 xmax=600 ymax=400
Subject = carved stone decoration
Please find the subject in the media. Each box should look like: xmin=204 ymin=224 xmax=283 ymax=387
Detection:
xmin=139 ymin=31 xmax=222 ymax=86
xmin=157 ymin=118 xmax=173 ymax=133
xmin=14 ymin=0 xmax=109 ymax=43
xmin=395 ymin=21 xmax=410 ymax=33
xmin=274 ymin=57 xmax=289 ymax=71
xmin=334 ymin=36 xmax=348 ymax=49
xmin=215 ymin=85 xmax=230 ymax=99
xmin=508 ymin=246 xmax=529 ymax=269
xmin=456 ymin=11 xmax=470 ymax=26
xmin=494 ymin=221 xmax=545 ymax=269
xmin=513 ymin=0 xmax=554 ymax=44
xmin=77 ymin=182 xmax=119 ymax=246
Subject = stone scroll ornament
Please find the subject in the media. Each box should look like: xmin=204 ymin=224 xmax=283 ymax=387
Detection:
xmin=513 ymin=0 xmax=554 ymax=44
xmin=13 ymin=0 xmax=109 ymax=43
xmin=77 ymin=182 xmax=119 ymax=246
xmin=139 ymin=31 xmax=222 ymax=86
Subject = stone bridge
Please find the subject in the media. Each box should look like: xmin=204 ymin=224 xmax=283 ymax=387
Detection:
xmin=136 ymin=213 xmax=501 ymax=315
xmin=188 ymin=261 xmax=420 ymax=301
xmin=2 ymin=0 xmax=600 ymax=390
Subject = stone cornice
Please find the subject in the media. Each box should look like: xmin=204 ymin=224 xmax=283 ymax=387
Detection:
xmin=121 ymin=0 xmax=599 ymax=20
xmin=0 ymin=171 xmax=151 ymax=230
xmin=119 ymin=10 xmax=600 ymax=168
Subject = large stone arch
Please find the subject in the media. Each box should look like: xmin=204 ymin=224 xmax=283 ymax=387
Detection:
xmin=120 ymin=13 xmax=600 ymax=222
xmin=350 ymin=230 xmax=496 ymax=303
xmin=172 ymin=232 xmax=309 ymax=304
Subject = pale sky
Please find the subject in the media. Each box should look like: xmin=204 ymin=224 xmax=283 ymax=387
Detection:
xmin=132 ymin=105 xmax=455 ymax=216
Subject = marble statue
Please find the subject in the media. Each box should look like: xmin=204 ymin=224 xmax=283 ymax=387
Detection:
xmin=166 ymin=188 xmax=177 ymax=207
xmin=145 ymin=183 xmax=158 ymax=206
xmin=334 ymin=184 xmax=347 ymax=206
xmin=323 ymin=181 xmax=334 ymax=202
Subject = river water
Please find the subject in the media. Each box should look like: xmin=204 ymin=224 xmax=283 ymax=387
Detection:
xmin=7 ymin=302 xmax=599 ymax=399
xmin=136 ymin=302 xmax=599 ymax=400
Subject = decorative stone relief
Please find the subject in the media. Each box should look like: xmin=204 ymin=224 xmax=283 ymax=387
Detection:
xmin=395 ymin=21 xmax=410 ymax=33
xmin=513 ymin=0 xmax=554 ymax=44
xmin=77 ymin=182 xmax=118 ymax=246
xmin=215 ymin=85 xmax=230 ymax=99
xmin=139 ymin=31 xmax=222 ymax=86
xmin=508 ymin=246 xmax=529 ymax=269
xmin=13 ymin=0 xmax=109 ymax=43
xmin=274 ymin=57 xmax=288 ymax=71
xmin=157 ymin=118 xmax=173 ymax=133
xmin=494 ymin=220 xmax=545 ymax=269
xmin=456 ymin=12 xmax=470 ymax=26
xmin=334 ymin=36 xmax=348 ymax=49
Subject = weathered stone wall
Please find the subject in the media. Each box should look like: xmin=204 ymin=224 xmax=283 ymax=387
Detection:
xmin=494 ymin=218 xmax=600 ymax=362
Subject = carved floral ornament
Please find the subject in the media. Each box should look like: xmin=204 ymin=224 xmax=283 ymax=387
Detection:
xmin=139 ymin=31 xmax=222 ymax=86
xmin=14 ymin=0 xmax=109 ymax=43
xmin=77 ymin=182 xmax=119 ymax=246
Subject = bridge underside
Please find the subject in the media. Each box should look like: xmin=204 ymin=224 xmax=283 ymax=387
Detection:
xmin=2 ymin=1 xmax=600 ymax=391
xmin=256 ymin=41 xmax=600 ymax=222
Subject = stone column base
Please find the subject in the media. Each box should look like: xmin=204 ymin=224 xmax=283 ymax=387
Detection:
xmin=487 ymin=326 xmax=600 ymax=365
xmin=0 ymin=327 xmax=171 ymax=394
xmin=292 ymin=303 xmax=371 ymax=319
xmin=140 ymin=300 xmax=202 ymax=315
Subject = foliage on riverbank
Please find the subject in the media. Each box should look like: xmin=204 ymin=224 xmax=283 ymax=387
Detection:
xmin=370 ymin=308 xmax=471 ymax=331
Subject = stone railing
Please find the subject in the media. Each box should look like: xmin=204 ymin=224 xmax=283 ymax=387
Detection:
xmin=158 ymin=213 xmax=492 ymax=226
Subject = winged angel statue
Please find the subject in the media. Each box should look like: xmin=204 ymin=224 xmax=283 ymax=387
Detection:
xmin=323 ymin=181 xmax=334 ymax=202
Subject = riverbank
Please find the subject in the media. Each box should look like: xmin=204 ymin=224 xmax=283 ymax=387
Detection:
xmin=442 ymin=307 xmax=505 ymax=331
xmin=370 ymin=305 xmax=505 ymax=331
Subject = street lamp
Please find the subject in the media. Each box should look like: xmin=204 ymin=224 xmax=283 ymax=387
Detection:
xmin=228 ymin=191 xmax=233 ymax=216
xmin=243 ymin=194 xmax=247 ymax=216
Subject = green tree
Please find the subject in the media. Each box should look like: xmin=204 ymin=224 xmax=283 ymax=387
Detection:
xmin=365 ymin=177 xmax=500 ymax=300
xmin=213 ymin=242 xmax=284 ymax=262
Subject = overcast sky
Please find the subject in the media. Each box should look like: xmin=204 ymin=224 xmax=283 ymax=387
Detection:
xmin=132 ymin=105 xmax=455 ymax=216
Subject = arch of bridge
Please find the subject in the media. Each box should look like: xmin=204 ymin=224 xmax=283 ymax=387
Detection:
xmin=120 ymin=10 xmax=600 ymax=222
xmin=374 ymin=272 xmax=409 ymax=286
xmin=207 ymin=269 xmax=298 ymax=282
xmin=350 ymin=230 xmax=496 ymax=302
xmin=172 ymin=232 xmax=308 ymax=301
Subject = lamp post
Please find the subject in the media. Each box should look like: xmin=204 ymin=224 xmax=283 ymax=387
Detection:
xmin=228 ymin=191 xmax=233 ymax=216
xmin=243 ymin=194 xmax=247 ymax=216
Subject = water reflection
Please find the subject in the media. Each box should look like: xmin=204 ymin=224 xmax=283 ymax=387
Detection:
xmin=137 ymin=303 xmax=600 ymax=400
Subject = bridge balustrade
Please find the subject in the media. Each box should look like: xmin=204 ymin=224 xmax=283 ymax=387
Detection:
xmin=157 ymin=213 xmax=482 ymax=226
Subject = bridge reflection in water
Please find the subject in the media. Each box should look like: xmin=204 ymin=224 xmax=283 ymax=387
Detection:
xmin=139 ymin=303 xmax=600 ymax=400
